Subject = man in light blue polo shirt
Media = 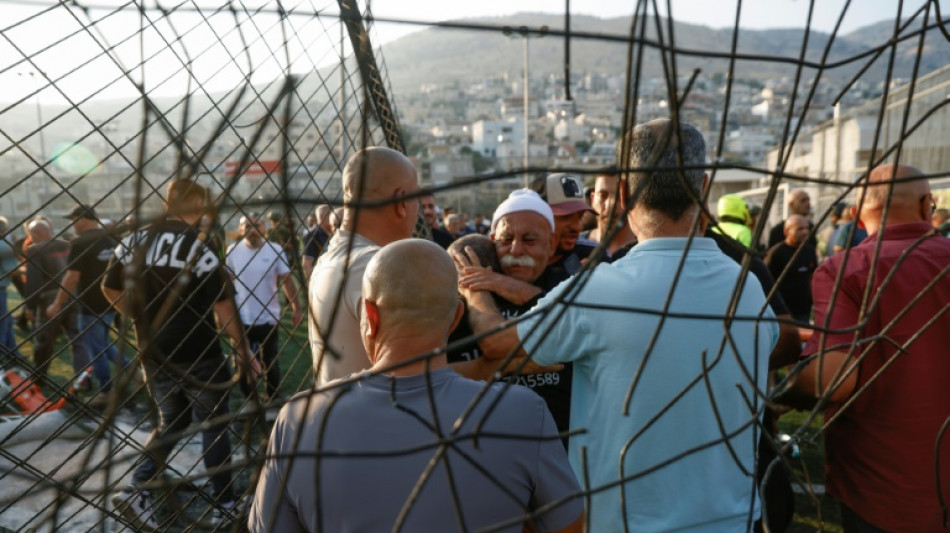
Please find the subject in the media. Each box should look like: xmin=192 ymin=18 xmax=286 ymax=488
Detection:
xmin=457 ymin=119 xmax=777 ymax=531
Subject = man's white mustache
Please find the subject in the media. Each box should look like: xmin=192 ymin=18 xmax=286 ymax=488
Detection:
xmin=501 ymin=254 xmax=537 ymax=269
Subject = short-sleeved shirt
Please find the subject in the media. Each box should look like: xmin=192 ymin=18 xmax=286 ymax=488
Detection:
xmin=248 ymin=368 xmax=582 ymax=533
xmin=765 ymin=241 xmax=817 ymax=319
xmin=447 ymin=267 xmax=573 ymax=438
xmin=804 ymin=222 xmax=950 ymax=532
xmin=68 ymin=228 xmax=118 ymax=315
xmin=24 ymin=238 xmax=70 ymax=306
xmin=103 ymin=219 xmax=228 ymax=366
xmin=226 ymin=240 xmax=291 ymax=326
xmin=832 ymin=220 xmax=867 ymax=251
xmin=517 ymin=237 xmax=776 ymax=532
xmin=308 ymin=230 xmax=379 ymax=385
xmin=268 ymin=225 xmax=298 ymax=266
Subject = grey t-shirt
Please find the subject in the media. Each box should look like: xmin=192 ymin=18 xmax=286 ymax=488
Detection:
xmin=249 ymin=368 xmax=582 ymax=533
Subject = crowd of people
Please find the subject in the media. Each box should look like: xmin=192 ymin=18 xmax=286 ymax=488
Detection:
xmin=259 ymin=123 xmax=949 ymax=531
xmin=0 ymin=117 xmax=947 ymax=532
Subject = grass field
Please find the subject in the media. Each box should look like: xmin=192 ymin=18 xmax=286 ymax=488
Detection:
xmin=7 ymin=296 xmax=844 ymax=531
xmin=779 ymin=409 xmax=843 ymax=532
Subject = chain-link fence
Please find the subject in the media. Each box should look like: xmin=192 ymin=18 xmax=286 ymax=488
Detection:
xmin=1 ymin=0 xmax=949 ymax=531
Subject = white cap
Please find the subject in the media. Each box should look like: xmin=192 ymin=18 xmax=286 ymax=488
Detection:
xmin=490 ymin=189 xmax=555 ymax=234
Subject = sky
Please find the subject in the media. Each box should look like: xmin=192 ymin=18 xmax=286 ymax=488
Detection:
xmin=0 ymin=0 xmax=930 ymax=105
xmin=367 ymin=0 xmax=925 ymax=42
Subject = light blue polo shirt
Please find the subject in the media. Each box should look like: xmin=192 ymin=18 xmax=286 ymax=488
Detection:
xmin=518 ymin=237 xmax=777 ymax=532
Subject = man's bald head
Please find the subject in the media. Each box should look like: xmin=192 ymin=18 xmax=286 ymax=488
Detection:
xmin=862 ymin=164 xmax=929 ymax=207
xmin=363 ymin=239 xmax=459 ymax=335
xmin=343 ymin=147 xmax=417 ymax=205
xmin=26 ymin=218 xmax=52 ymax=241
xmin=341 ymin=147 xmax=419 ymax=243
xmin=858 ymin=164 xmax=933 ymax=234
xmin=787 ymin=189 xmax=811 ymax=216
xmin=784 ymin=214 xmax=810 ymax=247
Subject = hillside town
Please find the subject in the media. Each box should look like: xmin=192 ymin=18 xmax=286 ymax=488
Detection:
xmin=398 ymin=63 xmax=950 ymax=225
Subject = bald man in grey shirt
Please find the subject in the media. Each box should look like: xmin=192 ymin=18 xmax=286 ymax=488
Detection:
xmin=251 ymin=239 xmax=583 ymax=533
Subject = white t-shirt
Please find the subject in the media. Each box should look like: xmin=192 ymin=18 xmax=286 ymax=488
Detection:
xmin=226 ymin=240 xmax=291 ymax=326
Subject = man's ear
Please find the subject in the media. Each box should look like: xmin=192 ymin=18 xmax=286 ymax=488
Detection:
xmin=364 ymin=299 xmax=380 ymax=338
xmin=919 ymin=194 xmax=931 ymax=222
xmin=851 ymin=205 xmax=866 ymax=230
xmin=448 ymin=299 xmax=464 ymax=335
xmin=393 ymin=188 xmax=409 ymax=219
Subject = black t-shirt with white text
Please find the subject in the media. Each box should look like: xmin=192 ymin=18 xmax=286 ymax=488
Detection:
xmin=103 ymin=219 xmax=229 ymax=366
xmin=448 ymin=267 xmax=572 ymax=439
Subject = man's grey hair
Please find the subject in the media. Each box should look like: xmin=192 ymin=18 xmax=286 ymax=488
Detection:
xmin=26 ymin=217 xmax=52 ymax=238
xmin=624 ymin=118 xmax=706 ymax=221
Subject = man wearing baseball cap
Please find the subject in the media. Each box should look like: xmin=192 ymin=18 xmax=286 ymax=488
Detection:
xmin=47 ymin=204 xmax=128 ymax=405
xmin=531 ymin=173 xmax=597 ymax=277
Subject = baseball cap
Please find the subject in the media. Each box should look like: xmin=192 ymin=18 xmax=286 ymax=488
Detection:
xmin=64 ymin=204 xmax=98 ymax=221
xmin=491 ymin=189 xmax=555 ymax=234
xmin=534 ymin=173 xmax=592 ymax=216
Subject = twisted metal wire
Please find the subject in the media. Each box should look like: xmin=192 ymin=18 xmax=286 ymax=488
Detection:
xmin=0 ymin=0 xmax=947 ymax=531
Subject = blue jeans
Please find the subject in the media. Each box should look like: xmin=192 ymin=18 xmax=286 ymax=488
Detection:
xmin=0 ymin=288 xmax=21 ymax=359
xmin=77 ymin=311 xmax=128 ymax=392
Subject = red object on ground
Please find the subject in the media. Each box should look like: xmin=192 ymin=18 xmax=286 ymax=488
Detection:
xmin=2 ymin=369 xmax=50 ymax=414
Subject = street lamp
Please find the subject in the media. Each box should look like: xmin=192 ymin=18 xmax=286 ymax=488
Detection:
xmin=504 ymin=25 xmax=547 ymax=187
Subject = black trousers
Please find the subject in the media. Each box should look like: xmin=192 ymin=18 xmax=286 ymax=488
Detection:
xmin=238 ymin=323 xmax=281 ymax=400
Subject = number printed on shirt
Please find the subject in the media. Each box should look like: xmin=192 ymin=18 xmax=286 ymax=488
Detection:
xmin=513 ymin=372 xmax=559 ymax=388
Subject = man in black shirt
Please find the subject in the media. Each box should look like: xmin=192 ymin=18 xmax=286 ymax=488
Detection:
xmin=767 ymin=189 xmax=818 ymax=249
xmin=301 ymin=204 xmax=332 ymax=281
xmin=421 ymin=194 xmax=454 ymax=249
xmin=23 ymin=217 xmax=91 ymax=382
xmin=47 ymin=205 xmax=127 ymax=404
xmin=450 ymin=190 xmax=572 ymax=443
xmin=765 ymin=214 xmax=818 ymax=323
xmin=103 ymin=180 xmax=261 ymax=531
